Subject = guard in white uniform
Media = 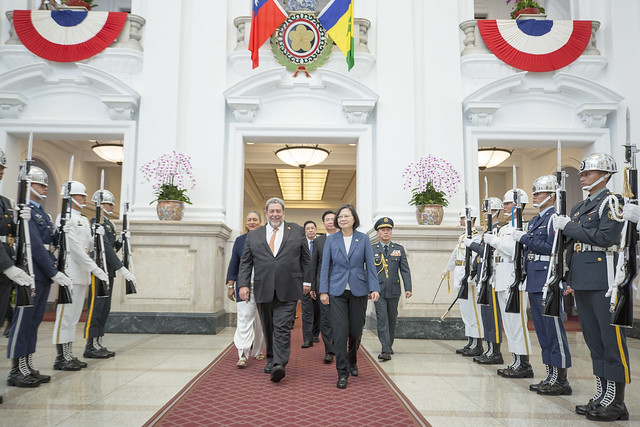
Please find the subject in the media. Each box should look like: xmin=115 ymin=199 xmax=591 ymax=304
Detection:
xmin=52 ymin=181 xmax=109 ymax=371
xmin=443 ymin=206 xmax=484 ymax=356
xmin=484 ymin=189 xmax=533 ymax=378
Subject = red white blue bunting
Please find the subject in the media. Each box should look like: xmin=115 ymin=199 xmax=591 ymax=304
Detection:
xmin=13 ymin=10 xmax=127 ymax=62
xmin=478 ymin=19 xmax=592 ymax=72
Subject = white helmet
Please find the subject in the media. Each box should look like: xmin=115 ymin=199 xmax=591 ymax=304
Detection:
xmin=503 ymin=188 xmax=529 ymax=204
xmin=60 ymin=181 xmax=87 ymax=196
xmin=0 ymin=149 xmax=6 ymax=168
xmin=92 ymin=190 xmax=115 ymax=205
xmin=532 ymin=175 xmax=558 ymax=194
xmin=579 ymin=153 xmax=617 ymax=174
xmin=27 ymin=166 xmax=48 ymax=186
xmin=486 ymin=197 xmax=503 ymax=211
xmin=458 ymin=205 xmax=479 ymax=218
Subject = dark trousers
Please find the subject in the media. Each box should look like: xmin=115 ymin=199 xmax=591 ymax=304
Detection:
xmin=301 ymin=293 xmax=320 ymax=341
xmin=329 ymin=290 xmax=368 ymax=378
xmin=257 ymin=298 xmax=297 ymax=367
xmin=7 ymin=279 xmax=50 ymax=358
xmin=85 ymin=276 xmax=114 ymax=339
xmin=528 ymin=291 xmax=571 ymax=368
xmin=574 ymin=289 xmax=630 ymax=383
xmin=374 ymin=296 xmax=399 ymax=354
xmin=0 ymin=275 xmax=12 ymax=329
xmin=480 ymin=287 xmax=503 ymax=344
xmin=320 ymin=302 xmax=333 ymax=355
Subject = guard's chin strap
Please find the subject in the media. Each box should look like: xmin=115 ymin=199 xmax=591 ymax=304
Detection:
xmin=533 ymin=194 xmax=552 ymax=209
xmin=30 ymin=187 xmax=46 ymax=200
xmin=102 ymin=207 xmax=112 ymax=216
xmin=71 ymin=198 xmax=86 ymax=209
xmin=582 ymin=173 xmax=610 ymax=192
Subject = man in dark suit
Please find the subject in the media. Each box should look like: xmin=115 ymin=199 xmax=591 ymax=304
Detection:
xmin=371 ymin=217 xmax=412 ymax=361
xmin=238 ymin=197 xmax=311 ymax=383
xmin=308 ymin=210 xmax=336 ymax=363
xmin=301 ymin=220 xmax=320 ymax=348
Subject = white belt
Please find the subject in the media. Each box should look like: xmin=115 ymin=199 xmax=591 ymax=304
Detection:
xmin=495 ymin=255 xmax=513 ymax=263
xmin=527 ymin=254 xmax=550 ymax=262
xmin=573 ymin=243 xmax=618 ymax=253
xmin=0 ymin=236 xmax=6 ymax=243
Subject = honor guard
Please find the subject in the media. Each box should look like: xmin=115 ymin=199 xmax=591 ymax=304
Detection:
xmin=372 ymin=217 xmax=412 ymax=361
xmin=85 ymin=189 xmax=136 ymax=359
xmin=553 ymin=153 xmax=630 ymax=421
xmin=7 ymin=166 xmax=73 ymax=387
xmin=484 ymin=189 xmax=534 ymax=378
xmin=466 ymin=197 xmax=504 ymax=365
xmin=52 ymin=181 xmax=109 ymax=371
xmin=442 ymin=206 xmax=484 ymax=356
xmin=513 ymin=175 xmax=572 ymax=395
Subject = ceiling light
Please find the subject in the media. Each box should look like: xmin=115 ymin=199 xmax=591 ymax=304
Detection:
xmin=478 ymin=147 xmax=512 ymax=170
xmin=276 ymin=169 xmax=328 ymax=201
xmin=91 ymin=141 xmax=124 ymax=165
xmin=275 ymin=145 xmax=330 ymax=168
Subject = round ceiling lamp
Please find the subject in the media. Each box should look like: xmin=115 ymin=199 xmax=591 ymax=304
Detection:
xmin=91 ymin=140 xmax=124 ymax=165
xmin=275 ymin=144 xmax=330 ymax=168
xmin=478 ymin=147 xmax=512 ymax=170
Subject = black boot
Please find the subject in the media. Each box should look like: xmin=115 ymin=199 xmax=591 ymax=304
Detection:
xmin=54 ymin=344 xmax=81 ymax=371
xmin=462 ymin=338 xmax=483 ymax=357
xmin=537 ymin=367 xmax=571 ymax=396
xmin=98 ymin=336 xmax=115 ymax=357
xmin=456 ymin=337 xmax=472 ymax=354
xmin=84 ymin=338 xmax=110 ymax=359
xmin=27 ymin=354 xmax=50 ymax=384
xmin=503 ymin=354 xmax=534 ymax=378
xmin=586 ymin=381 xmax=629 ymax=421
xmin=498 ymin=353 xmax=517 ymax=376
xmin=7 ymin=357 xmax=39 ymax=388
xmin=477 ymin=342 xmax=503 ymax=365
xmin=576 ymin=376 xmax=605 ymax=415
xmin=530 ymin=364 xmax=552 ymax=392
xmin=69 ymin=343 xmax=87 ymax=368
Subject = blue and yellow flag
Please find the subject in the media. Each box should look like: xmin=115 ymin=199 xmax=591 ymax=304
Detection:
xmin=318 ymin=0 xmax=354 ymax=71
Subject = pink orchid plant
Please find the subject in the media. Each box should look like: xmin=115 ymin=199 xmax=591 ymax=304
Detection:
xmin=402 ymin=155 xmax=461 ymax=207
xmin=140 ymin=151 xmax=196 ymax=204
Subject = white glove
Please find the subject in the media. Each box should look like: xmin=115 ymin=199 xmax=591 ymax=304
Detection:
xmin=511 ymin=230 xmax=525 ymax=242
xmin=484 ymin=234 xmax=498 ymax=247
xmin=91 ymin=267 xmax=109 ymax=282
xmin=123 ymin=230 xmax=131 ymax=239
xmin=3 ymin=266 xmax=33 ymax=287
xmin=117 ymin=266 xmax=136 ymax=282
xmin=19 ymin=206 xmax=31 ymax=221
xmin=94 ymin=225 xmax=105 ymax=236
xmin=62 ymin=222 xmax=71 ymax=234
xmin=553 ymin=215 xmax=570 ymax=231
xmin=462 ymin=238 xmax=473 ymax=248
xmin=441 ymin=269 xmax=450 ymax=280
xmin=519 ymin=278 xmax=527 ymax=291
xmin=622 ymin=204 xmax=640 ymax=224
xmin=52 ymin=271 xmax=73 ymax=289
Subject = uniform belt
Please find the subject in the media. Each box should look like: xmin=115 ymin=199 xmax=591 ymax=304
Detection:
xmin=527 ymin=253 xmax=550 ymax=262
xmin=573 ymin=243 xmax=618 ymax=253
xmin=455 ymin=260 xmax=465 ymax=266
xmin=495 ymin=256 xmax=513 ymax=263
xmin=44 ymin=244 xmax=56 ymax=253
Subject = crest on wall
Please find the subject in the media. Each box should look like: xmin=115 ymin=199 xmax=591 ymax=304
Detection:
xmin=271 ymin=12 xmax=332 ymax=76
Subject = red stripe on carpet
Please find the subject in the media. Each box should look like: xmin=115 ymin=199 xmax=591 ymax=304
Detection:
xmin=145 ymin=320 xmax=430 ymax=426
xmin=527 ymin=315 xmax=582 ymax=332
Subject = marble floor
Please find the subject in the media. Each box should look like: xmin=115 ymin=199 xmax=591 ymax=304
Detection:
xmin=0 ymin=322 xmax=638 ymax=426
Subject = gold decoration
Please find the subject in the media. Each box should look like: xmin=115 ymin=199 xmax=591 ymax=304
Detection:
xmin=289 ymin=24 xmax=314 ymax=51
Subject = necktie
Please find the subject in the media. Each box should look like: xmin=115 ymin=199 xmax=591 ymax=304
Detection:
xmin=384 ymin=244 xmax=389 ymax=256
xmin=309 ymin=240 xmax=313 ymax=255
xmin=269 ymin=227 xmax=278 ymax=255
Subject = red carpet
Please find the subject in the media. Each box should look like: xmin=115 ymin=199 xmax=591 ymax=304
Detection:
xmin=527 ymin=316 xmax=582 ymax=332
xmin=145 ymin=320 xmax=430 ymax=426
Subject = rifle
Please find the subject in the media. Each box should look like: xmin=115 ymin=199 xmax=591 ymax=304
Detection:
xmin=456 ymin=200 xmax=474 ymax=302
xmin=505 ymin=165 xmax=526 ymax=313
xmin=55 ymin=156 xmax=75 ymax=305
xmin=14 ymin=133 xmax=36 ymax=307
xmin=477 ymin=177 xmax=494 ymax=306
xmin=542 ymin=141 xmax=566 ymax=317
xmin=610 ymin=108 xmax=636 ymax=328
xmin=92 ymin=170 xmax=109 ymax=298
xmin=121 ymin=201 xmax=136 ymax=294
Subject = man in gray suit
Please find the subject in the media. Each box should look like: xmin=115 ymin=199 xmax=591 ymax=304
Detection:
xmin=372 ymin=217 xmax=412 ymax=361
xmin=238 ymin=197 xmax=311 ymax=383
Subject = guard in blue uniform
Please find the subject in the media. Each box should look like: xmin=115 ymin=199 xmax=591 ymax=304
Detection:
xmin=372 ymin=217 xmax=412 ymax=361
xmin=6 ymin=166 xmax=72 ymax=387
xmin=513 ymin=175 xmax=572 ymax=396
xmin=553 ymin=153 xmax=629 ymax=422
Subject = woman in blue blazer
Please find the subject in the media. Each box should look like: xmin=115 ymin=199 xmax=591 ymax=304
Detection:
xmin=319 ymin=204 xmax=380 ymax=389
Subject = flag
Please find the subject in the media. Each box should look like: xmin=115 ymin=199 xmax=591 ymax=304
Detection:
xmin=249 ymin=0 xmax=287 ymax=69
xmin=318 ymin=0 xmax=354 ymax=71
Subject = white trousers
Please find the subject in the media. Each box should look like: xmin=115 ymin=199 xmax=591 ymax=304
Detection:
xmin=234 ymin=287 xmax=265 ymax=359
xmin=52 ymin=284 xmax=87 ymax=344
xmin=496 ymin=289 xmax=532 ymax=355
xmin=459 ymin=284 xmax=484 ymax=338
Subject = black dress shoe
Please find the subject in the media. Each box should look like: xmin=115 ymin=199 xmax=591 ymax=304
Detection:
xmin=84 ymin=346 xmax=110 ymax=359
xmin=7 ymin=371 xmax=39 ymax=388
xmin=270 ymin=365 xmax=285 ymax=382
xmin=264 ymin=361 xmax=273 ymax=374
xmin=477 ymin=353 xmax=503 ymax=365
xmin=29 ymin=369 xmax=51 ymax=384
xmin=53 ymin=356 xmax=81 ymax=371
xmin=337 ymin=377 xmax=348 ymax=389
xmin=313 ymin=337 xmax=320 ymax=343
xmin=502 ymin=364 xmax=533 ymax=379
xmin=462 ymin=346 xmax=483 ymax=357
xmin=323 ymin=353 xmax=334 ymax=364
xmin=378 ymin=353 xmax=391 ymax=361
xmin=537 ymin=380 xmax=572 ymax=396
xmin=350 ymin=365 xmax=358 ymax=377
xmin=72 ymin=358 xmax=88 ymax=369
xmin=301 ymin=341 xmax=313 ymax=348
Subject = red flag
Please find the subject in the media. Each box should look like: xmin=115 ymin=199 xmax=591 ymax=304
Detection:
xmin=248 ymin=0 xmax=287 ymax=69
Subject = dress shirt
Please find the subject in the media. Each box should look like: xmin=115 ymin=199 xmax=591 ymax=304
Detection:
xmin=266 ymin=223 xmax=284 ymax=256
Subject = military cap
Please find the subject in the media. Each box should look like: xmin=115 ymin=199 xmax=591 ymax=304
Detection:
xmin=374 ymin=217 xmax=394 ymax=230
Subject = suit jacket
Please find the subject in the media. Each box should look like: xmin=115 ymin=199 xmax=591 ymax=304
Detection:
xmin=319 ymin=230 xmax=380 ymax=297
xmin=238 ymin=221 xmax=311 ymax=304
xmin=520 ymin=208 xmax=555 ymax=292
xmin=372 ymin=241 xmax=412 ymax=298
xmin=226 ymin=232 xmax=248 ymax=300
xmin=309 ymin=234 xmax=327 ymax=292
xmin=563 ymin=188 xmax=623 ymax=291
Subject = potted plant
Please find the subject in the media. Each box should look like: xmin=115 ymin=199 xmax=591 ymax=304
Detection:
xmin=402 ymin=154 xmax=461 ymax=225
xmin=140 ymin=150 xmax=196 ymax=221
xmin=508 ymin=0 xmax=546 ymax=19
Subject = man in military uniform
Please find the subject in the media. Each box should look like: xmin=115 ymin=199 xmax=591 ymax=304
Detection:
xmin=84 ymin=189 xmax=136 ymax=359
xmin=466 ymin=197 xmax=504 ymax=365
xmin=553 ymin=153 xmax=629 ymax=421
xmin=443 ymin=206 xmax=483 ymax=356
xmin=372 ymin=217 xmax=412 ymax=361
xmin=513 ymin=175 xmax=572 ymax=395
xmin=484 ymin=189 xmax=533 ymax=378
xmin=7 ymin=166 xmax=73 ymax=387
xmin=52 ymin=181 xmax=109 ymax=370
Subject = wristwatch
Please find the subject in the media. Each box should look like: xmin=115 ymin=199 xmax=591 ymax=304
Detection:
xmin=226 ymin=284 xmax=234 ymax=289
